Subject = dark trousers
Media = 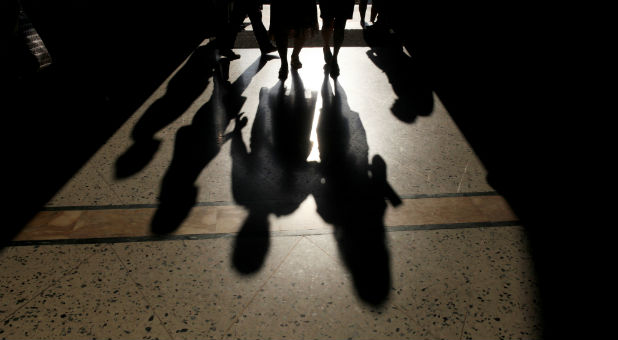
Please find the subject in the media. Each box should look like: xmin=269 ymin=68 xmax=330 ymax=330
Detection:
xmin=219 ymin=0 xmax=271 ymax=52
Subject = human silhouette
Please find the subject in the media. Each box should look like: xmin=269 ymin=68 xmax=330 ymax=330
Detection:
xmin=217 ymin=0 xmax=277 ymax=59
xmin=269 ymin=0 xmax=318 ymax=79
xmin=231 ymin=71 xmax=318 ymax=273
xmin=364 ymin=38 xmax=434 ymax=123
xmin=358 ymin=0 xmax=380 ymax=28
xmin=314 ymin=74 xmax=399 ymax=306
xmin=151 ymin=56 xmax=271 ymax=234
xmin=115 ymin=41 xmax=218 ymax=179
xmin=319 ymin=0 xmax=354 ymax=77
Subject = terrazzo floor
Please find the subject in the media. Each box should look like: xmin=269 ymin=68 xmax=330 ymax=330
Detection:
xmin=1 ymin=6 xmax=542 ymax=339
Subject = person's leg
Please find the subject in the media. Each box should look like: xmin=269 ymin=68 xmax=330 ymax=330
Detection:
xmin=246 ymin=1 xmax=276 ymax=54
xmin=359 ymin=0 xmax=368 ymax=27
xmin=219 ymin=1 xmax=243 ymax=59
xmin=291 ymin=31 xmax=306 ymax=69
xmin=321 ymin=18 xmax=334 ymax=64
xmin=330 ymin=17 xmax=346 ymax=77
xmin=370 ymin=3 xmax=378 ymax=23
xmin=275 ymin=30 xmax=288 ymax=79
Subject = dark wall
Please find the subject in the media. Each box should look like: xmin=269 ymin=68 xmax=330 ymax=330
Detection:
xmin=382 ymin=2 xmax=599 ymax=339
xmin=3 ymin=0 xmax=220 ymax=244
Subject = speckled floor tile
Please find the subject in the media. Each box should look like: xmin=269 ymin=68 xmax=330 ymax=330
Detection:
xmin=46 ymin=160 xmax=121 ymax=206
xmin=459 ymin=228 xmax=542 ymax=340
xmin=226 ymin=237 xmax=423 ymax=340
xmin=304 ymin=233 xmax=447 ymax=339
xmin=0 ymin=244 xmax=102 ymax=320
xmin=305 ymin=227 xmax=541 ymax=339
xmin=111 ymin=236 xmax=301 ymax=339
xmin=387 ymin=227 xmax=542 ymax=339
xmin=0 ymin=246 xmax=170 ymax=339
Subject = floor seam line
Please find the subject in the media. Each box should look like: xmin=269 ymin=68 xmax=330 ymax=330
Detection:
xmin=39 ymin=191 xmax=500 ymax=211
xmin=95 ymin=166 xmax=127 ymax=206
xmin=109 ymin=244 xmax=176 ymax=340
xmin=222 ymin=236 xmax=303 ymax=336
xmin=0 ymin=247 xmax=99 ymax=325
xmin=459 ymin=308 xmax=470 ymax=340
xmin=303 ymin=234 xmax=341 ymax=264
xmin=7 ymin=220 xmax=521 ymax=247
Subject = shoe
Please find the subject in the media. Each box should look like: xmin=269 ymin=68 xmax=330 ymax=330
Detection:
xmin=291 ymin=55 xmax=302 ymax=69
xmin=278 ymin=65 xmax=288 ymax=80
xmin=220 ymin=48 xmax=240 ymax=60
xmin=261 ymin=44 xmax=277 ymax=55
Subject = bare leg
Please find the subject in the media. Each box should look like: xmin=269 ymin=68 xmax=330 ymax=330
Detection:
xmin=359 ymin=0 xmax=368 ymax=27
xmin=291 ymin=31 xmax=306 ymax=69
xmin=275 ymin=31 xmax=288 ymax=79
xmin=370 ymin=4 xmax=378 ymax=23
xmin=321 ymin=18 xmax=334 ymax=64
xmin=330 ymin=18 xmax=346 ymax=77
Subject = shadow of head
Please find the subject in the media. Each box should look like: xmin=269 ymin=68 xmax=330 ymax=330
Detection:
xmin=336 ymin=221 xmax=392 ymax=307
xmin=230 ymin=74 xmax=317 ymax=275
xmin=232 ymin=210 xmax=270 ymax=275
xmin=365 ymin=45 xmax=434 ymax=124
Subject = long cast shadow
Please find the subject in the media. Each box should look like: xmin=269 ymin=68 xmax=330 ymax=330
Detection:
xmin=363 ymin=27 xmax=433 ymax=123
xmin=230 ymin=71 xmax=318 ymax=274
xmin=115 ymin=41 xmax=219 ymax=178
xmin=151 ymin=54 xmax=275 ymax=234
xmin=314 ymin=74 xmax=401 ymax=306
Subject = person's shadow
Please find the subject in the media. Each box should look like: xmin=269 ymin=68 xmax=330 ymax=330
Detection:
xmin=314 ymin=74 xmax=401 ymax=306
xmin=230 ymin=71 xmax=319 ymax=274
xmin=115 ymin=41 xmax=219 ymax=179
xmin=150 ymin=54 xmax=275 ymax=234
xmin=363 ymin=28 xmax=433 ymax=123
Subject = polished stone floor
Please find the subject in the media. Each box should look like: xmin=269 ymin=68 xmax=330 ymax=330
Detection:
xmin=1 ymin=6 xmax=542 ymax=340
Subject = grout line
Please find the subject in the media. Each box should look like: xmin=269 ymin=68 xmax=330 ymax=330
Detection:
xmin=7 ymin=220 xmax=521 ymax=247
xmin=459 ymin=309 xmax=470 ymax=340
xmin=95 ymin=166 xmax=127 ymax=206
xmin=109 ymin=244 xmax=176 ymax=340
xmin=0 ymin=246 xmax=101 ymax=325
xmin=303 ymin=234 xmax=340 ymax=264
xmin=39 ymin=191 xmax=499 ymax=212
xmin=222 ymin=236 xmax=303 ymax=336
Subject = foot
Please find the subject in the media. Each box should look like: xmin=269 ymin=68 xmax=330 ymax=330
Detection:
xmin=360 ymin=19 xmax=366 ymax=28
xmin=278 ymin=64 xmax=288 ymax=80
xmin=329 ymin=61 xmax=340 ymax=78
xmin=291 ymin=55 xmax=302 ymax=69
xmin=220 ymin=48 xmax=240 ymax=60
xmin=261 ymin=44 xmax=277 ymax=55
